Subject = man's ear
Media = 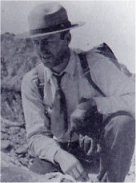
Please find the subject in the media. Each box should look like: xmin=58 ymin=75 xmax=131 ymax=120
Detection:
xmin=62 ymin=31 xmax=71 ymax=45
xmin=32 ymin=39 xmax=41 ymax=56
xmin=65 ymin=32 xmax=71 ymax=44
xmin=32 ymin=39 xmax=39 ymax=49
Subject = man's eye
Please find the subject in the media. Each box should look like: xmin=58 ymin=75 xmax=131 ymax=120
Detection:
xmin=34 ymin=40 xmax=40 ymax=45
xmin=47 ymin=40 xmax=57 ymax=43
xmin=40 ymin=39 xmax=48 ymax=45
xmin=40 ymin=39 xmax=55 ymax=45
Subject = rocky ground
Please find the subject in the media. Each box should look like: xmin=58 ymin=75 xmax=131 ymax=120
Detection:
xmin=1 ymin=117 xmax=30 ymax=168
xmin=1 ymin=123 xmax=135 ymax=182
xmin=1 ymin=151 xmax=75 ymax=182
xmin=1 ymin=32 xmax=135 ymax=182
xmin=1 ymin=90 xmax=135 ymax=182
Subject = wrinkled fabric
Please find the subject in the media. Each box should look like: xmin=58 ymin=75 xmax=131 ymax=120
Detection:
xmin=98 ymin=115 xmax=135 ymax=182
xmin=21 ymin=48 xmax=134 ymax=163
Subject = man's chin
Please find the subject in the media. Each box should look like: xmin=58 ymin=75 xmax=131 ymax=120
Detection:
xmin=41 ymin=57 xmax=53 ymax=67
xmin=43 ymin=62 xmax=53 ymax=68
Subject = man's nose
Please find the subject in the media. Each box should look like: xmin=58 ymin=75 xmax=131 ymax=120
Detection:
xmin=40 ymin=44 xmax=50 ymax=53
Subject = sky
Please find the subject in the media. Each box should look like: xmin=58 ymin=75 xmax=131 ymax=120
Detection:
xmin=1 ymin=0 xmax=135 ymax=73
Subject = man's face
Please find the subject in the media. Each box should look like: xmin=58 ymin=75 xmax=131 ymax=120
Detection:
xmin=34 ymin=32 xmax=69 ymax=68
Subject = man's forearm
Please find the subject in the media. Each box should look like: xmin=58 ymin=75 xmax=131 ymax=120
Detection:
xmin=28 ymin=134 xmax=61 ymax=163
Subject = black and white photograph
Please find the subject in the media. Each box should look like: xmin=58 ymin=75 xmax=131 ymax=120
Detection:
xmin=1 ymin=0 xmax=135 ymax=182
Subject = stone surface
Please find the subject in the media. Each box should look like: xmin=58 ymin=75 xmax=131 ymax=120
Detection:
xmin=9 ymin=126 xmax=20 ymax=135
xmin=1 ymin=166 xmax=32 ymax=182
xmin=1 ymin=140 xmax=12 ymax=151
xmin=15 ymin=145 xmax=28 ymax=154
xmin=1 ymin=132 xmax=9 ymax=140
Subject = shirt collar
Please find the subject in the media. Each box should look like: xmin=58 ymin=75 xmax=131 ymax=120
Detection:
xmin=44 ymin=49 xmax=77 ymax=82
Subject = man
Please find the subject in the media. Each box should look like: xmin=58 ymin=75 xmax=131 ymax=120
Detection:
xmin=21 ymin=2 xmax=135 ymax=182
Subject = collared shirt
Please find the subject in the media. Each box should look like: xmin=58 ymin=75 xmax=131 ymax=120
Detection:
xmin=21 ymin=48 xmax=135 ymax=163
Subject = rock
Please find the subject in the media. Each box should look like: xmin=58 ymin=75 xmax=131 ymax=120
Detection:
xmin=34 ymin=172 xmax=75 ymax=182
xmin=1 ymin=151 xmax=23 ymax=167
xmin=17 ymin=138 xmax=26 ymax=145
xmin=1 ymin=140 xmax=12 ymax=152
xmin=1 ymin=132 xmax=9 ymax=140
xmin=15 ymin=145 xmax=28 ymax=155
xmin=9 ymin=126 xmax=20 ymax=135
xmin=15 ymin=134 xmax=26 ymax=145
xmin=10 ymin=135 xmax=21 ymax=144
xmin=20 ymin=128 xmax=26 ymax=136
xmin=1 ymin=166 xmax=32 ymax=182
xmin=1 ymin=117 xmax=25 ymax=127
xmin=1 ymin=127 xmax=7 ymax=133
xmin=1 ymin=151 xmax=34 ymax=181
xmin=17 ymin=154 xmax=24 ymax=158
xmin=18 ymin=157 xmax=29 ymax=167
xmin=9 ymin=148 xmax=17 ymax=157
xmin=1 ymin=121 xmax=9 ymax=129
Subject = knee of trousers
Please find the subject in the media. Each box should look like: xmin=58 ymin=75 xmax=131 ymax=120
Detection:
xmin=112 ymin=114 xmax=134 ymax=130
xmin=103 ymin=114 xmax=135 ymax=144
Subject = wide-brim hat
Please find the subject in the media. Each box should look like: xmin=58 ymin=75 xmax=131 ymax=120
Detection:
xmin=17 ymin=2 xmax=85 ymax=39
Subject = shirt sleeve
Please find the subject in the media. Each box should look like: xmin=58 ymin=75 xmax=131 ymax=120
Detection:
xmin=21 ymin=69 xmax=61 ymax=163
xmin=89 ymin=56 xmax=135 ymax=117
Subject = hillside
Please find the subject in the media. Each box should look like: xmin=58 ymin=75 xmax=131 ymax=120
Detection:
xmin=1 ymin=33 xmax=40 ymax=179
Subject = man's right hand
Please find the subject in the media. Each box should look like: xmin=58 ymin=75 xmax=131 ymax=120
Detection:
xmin=54 ymin=149 xmax=89 ymax=181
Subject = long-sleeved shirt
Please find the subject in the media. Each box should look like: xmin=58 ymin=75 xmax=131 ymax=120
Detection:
xmin=21 ymin=48 xmax=135 ymax=163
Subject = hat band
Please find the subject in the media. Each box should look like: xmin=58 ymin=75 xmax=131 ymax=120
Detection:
xmin=30 ymin=21 xmax=72 ymax=35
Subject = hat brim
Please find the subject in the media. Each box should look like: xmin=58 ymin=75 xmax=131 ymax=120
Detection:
xmin=16 ymin=22 xmax=85 ymax=39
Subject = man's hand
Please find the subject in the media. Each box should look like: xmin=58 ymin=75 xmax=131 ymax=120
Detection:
xmin=79 ymin=134 xmax=97 ymax=156
xmin=54 ymin=149 xmax=89 ymax=181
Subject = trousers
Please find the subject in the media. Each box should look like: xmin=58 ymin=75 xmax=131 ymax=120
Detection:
xmin=30 ymin=114 xmax=135 ymax=182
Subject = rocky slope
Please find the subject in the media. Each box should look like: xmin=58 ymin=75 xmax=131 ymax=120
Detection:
xmin=1 ymin=33 xmax=39 ymax=172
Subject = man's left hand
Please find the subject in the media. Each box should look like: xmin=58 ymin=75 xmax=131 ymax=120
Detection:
xmin=79 ymin=134 xmax=97 ymax=156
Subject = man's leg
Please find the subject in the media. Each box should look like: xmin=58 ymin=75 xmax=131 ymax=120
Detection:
xmin=98 ymin=114 xmax=135 ymax=182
